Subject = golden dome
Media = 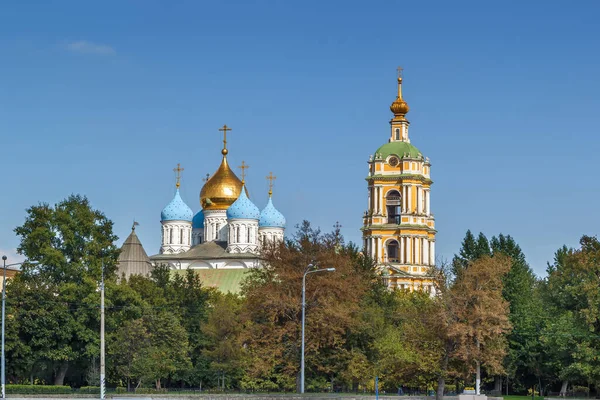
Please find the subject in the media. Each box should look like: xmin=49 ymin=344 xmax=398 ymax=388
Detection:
xmin=390 ymin=77 xmax=409 ymax=117
xmin=200 ymin=156 xmax=245 ymax=210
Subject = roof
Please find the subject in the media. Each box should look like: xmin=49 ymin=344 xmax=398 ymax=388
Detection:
xmin=375 ymin=141 xmax=422 ymax=160
xmin=227 ymin=185 xmax=260 ymax=220
xmin=150 ymin=240 xmax=259 ymax=261
xmin=172 ymin=268 xmax=248 ymax=293
xmin=117 ymin=228 xmax=152 ymax=279
xmin=259 ymin=197 xmax=286 ymax=228
xmin=161 ymin=189 xmax=193 ymax=222
xmin=192 ymin=210 xmax=204 ymax=229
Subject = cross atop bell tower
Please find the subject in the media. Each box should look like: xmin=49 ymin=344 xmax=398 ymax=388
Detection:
xmin=389 ymin=68 xmax=410 ymax=143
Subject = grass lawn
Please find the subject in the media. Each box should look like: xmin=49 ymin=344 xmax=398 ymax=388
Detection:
xmin=503 ymin=396 xmax=545 ymax=400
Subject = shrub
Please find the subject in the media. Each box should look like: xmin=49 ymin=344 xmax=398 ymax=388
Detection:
xmin=6 ymin=384 xmax=72 ymax=394
xmin=79 ymin=386 xmax=100 ymax=394
xmin=135 ymin=388 xmax=168 ymax=394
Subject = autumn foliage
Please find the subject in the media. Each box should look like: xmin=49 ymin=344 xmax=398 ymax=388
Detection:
xmin=240 ymin=221 xmax=373 ymax=390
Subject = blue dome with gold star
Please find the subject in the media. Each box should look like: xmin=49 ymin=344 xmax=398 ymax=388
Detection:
xmin=226 ymin=186 xmax=260 ymax=220
xmin=259 ymin=197 xmax=286 ymax=228
xmin=161 ymin=189 xmax=193 ymax=222
xmin=192 ymin=210 xmax=204 ymax=228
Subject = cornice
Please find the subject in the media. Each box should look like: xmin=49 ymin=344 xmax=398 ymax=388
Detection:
xmin=366 ymin=174 xmax=433 ymax=184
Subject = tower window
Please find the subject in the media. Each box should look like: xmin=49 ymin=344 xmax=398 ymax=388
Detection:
xmin=386 ymin=190 xmax=402 ymax=224
xmin=395 ymin=128 xmax=400 ymax=140
xmin=387 ymin=240 xmax=399 ymax=262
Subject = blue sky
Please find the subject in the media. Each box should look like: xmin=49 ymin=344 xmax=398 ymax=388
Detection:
xmin=1 ymin=0 xmax=599 ymax=276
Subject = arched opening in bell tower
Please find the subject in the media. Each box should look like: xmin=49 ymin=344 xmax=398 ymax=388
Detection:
xmin=387 ymin=239 xmax=399 ymax=262
xmin=386 ymin=190 xmax=402 ymax=224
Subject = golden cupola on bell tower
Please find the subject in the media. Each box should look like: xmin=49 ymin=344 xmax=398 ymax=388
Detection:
xmin=389 ymin=67 xmax=411 ymax=143
xmin=361 ymin=69 xmax=437 ymax=293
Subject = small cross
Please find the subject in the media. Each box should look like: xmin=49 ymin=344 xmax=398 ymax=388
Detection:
xmin=219 ymin=124 xmax=232 ymax=151
xmin=173 ymin=163 xmax=184 ymax=188
xmin=238 ymin=160 xmax=249 ymax=183
xmin=397 ymin=66 xmax=403 ymax=79
xmin=333 ymin=221 xmax=342 ymax=231
xmin=202 ymin=173 xmax=210 ymax=183
xmin=266 ymin=172 xmax=276 ymax=196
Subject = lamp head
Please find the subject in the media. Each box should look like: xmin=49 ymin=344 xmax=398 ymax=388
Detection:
xmin=326 ymin=268 xmax=336 ymax=272
xmin=1 ymin=256 xmax=6 ymax=261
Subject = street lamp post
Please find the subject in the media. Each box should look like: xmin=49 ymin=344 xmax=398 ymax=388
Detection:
xmin=300 ymin=264 xmax=335 ymax=394
xmin=1 ymin=256 xmax=33 ymax=399
xmin=100 ymin=261 xmax=105 ymax=400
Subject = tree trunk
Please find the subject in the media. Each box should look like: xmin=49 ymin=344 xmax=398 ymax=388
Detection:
xmin=494 ymin=376 xmax=502 ymax=393
xmin=560 ymin=380 xmax=568 ymax=397
xmin=436 ymin=353 xmax=449 ymax=400
xmin=53 ymin=361 xmax=69 ymax=386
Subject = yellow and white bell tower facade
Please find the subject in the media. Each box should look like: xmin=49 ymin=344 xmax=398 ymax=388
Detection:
xmin=362 ymin=69 xmax=436 ymax=292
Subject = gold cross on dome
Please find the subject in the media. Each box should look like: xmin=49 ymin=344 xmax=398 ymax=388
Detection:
xmin=238 ymin=160 xmax=249 ymax=183
xmin=266 ymin=171 xmax=276 ymax=196
xmin=173 ymin=163 xmax=184 ymax=188
xmin=219 ymin=124 xmax=232 ymax=151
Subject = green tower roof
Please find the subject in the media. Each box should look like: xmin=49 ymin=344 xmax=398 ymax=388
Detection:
xmin=375 ymin=141 xmax=422 ymax=159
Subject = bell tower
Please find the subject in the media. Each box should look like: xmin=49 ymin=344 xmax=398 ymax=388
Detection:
xmin=361 ymin=70 xmax=436 ymax=292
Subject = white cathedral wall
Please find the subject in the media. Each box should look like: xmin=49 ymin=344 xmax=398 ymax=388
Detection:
xmin=227 ymin=218 xmax=259 ymax=253
xmin=160 ymin=220 xmax=192 ymax=254
xmin=157 ymin=259 xmax=261 ymax=269
xmin=192 ymin=228 xmax=204 ymax=246
xmin=258 ymin=227 xmax=284 ymax=246
xmin=203 ymin=210 xmax=228 ymax=242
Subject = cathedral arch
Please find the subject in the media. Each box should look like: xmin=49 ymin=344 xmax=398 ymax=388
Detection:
xmin=189 ymin=261 xmax=213 ymax=269
xmin=222 ymin=261 xmax=246 ymax=269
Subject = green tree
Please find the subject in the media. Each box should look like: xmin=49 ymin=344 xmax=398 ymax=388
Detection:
xmin=374 ymin=290 xmax=444 ymax=389
xmin=109 ymin=318 xmax=148 ymax=390
xmin=201 ymin=292 xmax=244 ymax=389
xmin=543 ymin=237 xmax=600 ymax=393
xmin=491 ymin=234 xmax=543 ymax=394
xmin=132 ymin=310 xmax=192 ymax=389
xmin=452 ymin=231 xmax=492 ymax=279
xmin=9 ymin=195 xmax=119 ymax=385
